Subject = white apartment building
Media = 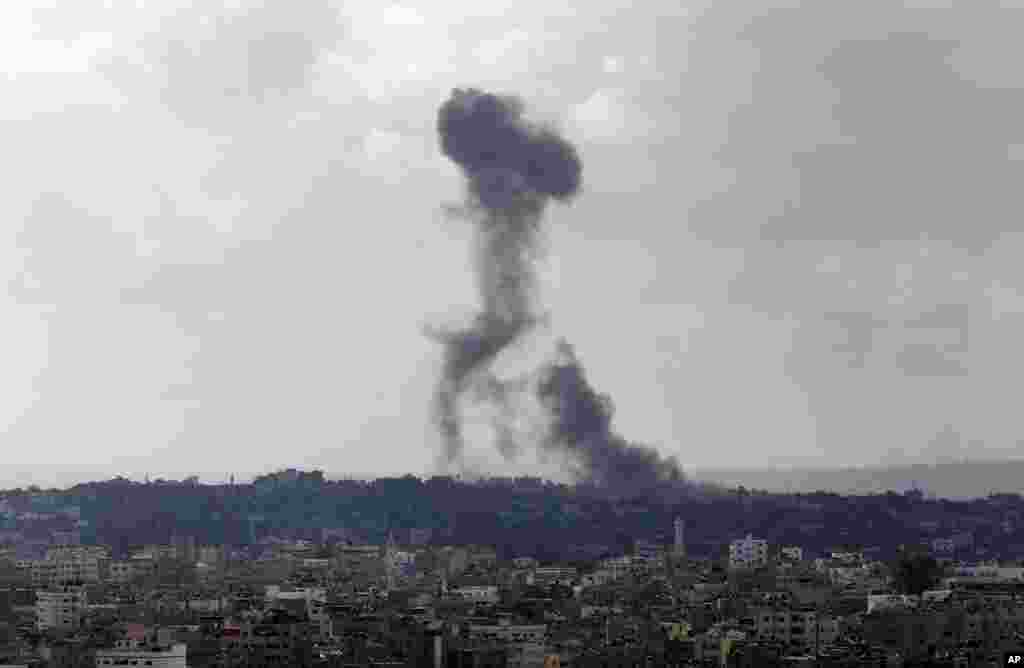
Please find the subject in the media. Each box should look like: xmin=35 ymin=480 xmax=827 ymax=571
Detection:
xmin=94 ymin=638 xmax=186 ymax=668
xmin=36 ymin=585 xmax=88 ymax=632
xmin=729 ymin=535 xmax=769 ymax=570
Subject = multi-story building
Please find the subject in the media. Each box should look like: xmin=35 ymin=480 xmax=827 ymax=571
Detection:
xmin=729 ymin=535 xmax=769 ymax=570
xmin=23 ymin=546 xmax=111 ymax=587
xmin=28 ymin=561 xmax=56 ymax=588
xmin=753 ymin=607 xmax=838 ymax=650
xmin=36 ymin=584 xmax=88 ymax=632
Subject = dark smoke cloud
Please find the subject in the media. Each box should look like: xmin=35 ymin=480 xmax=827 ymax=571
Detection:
xmin=439 ymin=89 xmax=582 ymax=207
xmin=431 ymin=88 xmax=686 ymax=494
xmin=432 ymin=88 xmax=580 ymax=466
xmin=537 ymin=340 xmax=685 ymax=494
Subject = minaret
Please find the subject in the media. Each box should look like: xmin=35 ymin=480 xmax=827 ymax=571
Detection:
xmin=673 ymin=516 xmax=686 ymax=560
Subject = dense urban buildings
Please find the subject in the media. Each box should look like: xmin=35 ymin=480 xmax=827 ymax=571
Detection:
xmin=0 ymin=474 xmax=1023 ymax=666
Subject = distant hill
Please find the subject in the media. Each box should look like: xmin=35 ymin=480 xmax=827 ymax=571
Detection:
xmin=5 ymin=470 xmax=1024 ymax=563
xmin=693 ymin=459 xmax=1024 ymax=499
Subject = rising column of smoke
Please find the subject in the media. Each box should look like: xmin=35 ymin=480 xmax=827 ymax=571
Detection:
xmin=431 ymin=88 xmax=582 ymax=469
xmin=432 ymin=88 xmax=686 ymax=495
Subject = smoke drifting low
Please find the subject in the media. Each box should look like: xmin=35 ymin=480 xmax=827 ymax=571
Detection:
xmin=539 ymin=340 xmax=685 ymax=492
xmin=431 ymin=88 xmax=684 ymax=494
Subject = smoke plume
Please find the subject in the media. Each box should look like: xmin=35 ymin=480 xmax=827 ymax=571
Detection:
xmin=538 ymin=340 xmax=685 ymax=493
xmin=432 ymin=88 xmax=581 ymax=467
xmin=432 ymin=88 xmax=685 ymax=494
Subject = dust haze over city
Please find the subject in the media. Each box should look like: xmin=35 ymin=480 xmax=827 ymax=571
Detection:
xmin=5 ymin=1 xmax=1024 ymax=498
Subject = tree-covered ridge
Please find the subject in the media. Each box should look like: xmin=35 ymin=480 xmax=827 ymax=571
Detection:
xmin=3 ymin=472 xmax=1022 ymax=564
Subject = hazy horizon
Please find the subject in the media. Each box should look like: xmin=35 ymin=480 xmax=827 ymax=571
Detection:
xmin=5 ymin=456 xmax=1024 ymax=498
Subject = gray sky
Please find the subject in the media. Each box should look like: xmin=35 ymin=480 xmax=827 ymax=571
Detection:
xmin=4 ymin=0 xmax=1024 ymax=488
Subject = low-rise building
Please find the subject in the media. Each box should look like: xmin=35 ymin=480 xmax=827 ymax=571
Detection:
xmin=753 ymin=607 xmax=838 ymax=649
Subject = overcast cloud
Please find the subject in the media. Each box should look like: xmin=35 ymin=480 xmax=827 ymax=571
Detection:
xmin=3 ymin=0 xmax=1024 ymax=487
